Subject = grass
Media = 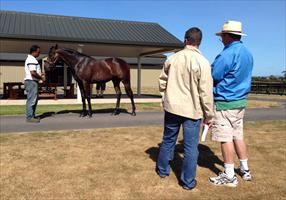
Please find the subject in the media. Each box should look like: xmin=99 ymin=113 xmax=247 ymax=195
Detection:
xmin=0 ymin=120 xmax=286 ymax=199
xmin=0 ymin=103 xmax=162 ymax=116
xmin=102 ymin=86 xmax=161 ymax=96
xmin=106 ymin=86 xmax=286 ymax=100
xmin=0 ymin=100 xmax=282 ymax=116
xmin=246 ymin=100 xmax=281 ymax=108
xmin=248 ymin=93 xmax=286 ymax=100
xmin=103 ymin=86 xmax=286 ymax=99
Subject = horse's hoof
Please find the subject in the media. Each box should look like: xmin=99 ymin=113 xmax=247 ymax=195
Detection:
xmin=79 ymin=113 xmax=87 ymax=117
xmin=112 ymin=110 xmax=120 ymax=116
xmin=131 ymin=112 xmax=136 ymax=116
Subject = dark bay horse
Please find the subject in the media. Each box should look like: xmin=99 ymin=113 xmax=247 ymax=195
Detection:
xmin=48 ymin=45 xmax=136 ymax=117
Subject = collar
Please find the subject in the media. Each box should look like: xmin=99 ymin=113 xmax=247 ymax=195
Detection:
xmin=185 ymin=45 xmax=201 ymax=54
xmin=224 ymin=41 xmax=242 ymax=49
xmin=28 ymin=54 xmax=36 ymax=59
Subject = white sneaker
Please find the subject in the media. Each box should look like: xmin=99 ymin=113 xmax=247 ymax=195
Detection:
xmin=209 ymin=172 xmax=238 ymax=187
xmin=237 ymin=168 xmax=252 ymax=181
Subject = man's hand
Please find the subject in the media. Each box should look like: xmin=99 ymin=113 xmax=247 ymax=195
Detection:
xmin=41 ymin=74 xmax=46 ymax=82
xmin=160 ymin=93 xmax=165 ymax=110
xmin=203 ymin=119 xmax=213 ymax=128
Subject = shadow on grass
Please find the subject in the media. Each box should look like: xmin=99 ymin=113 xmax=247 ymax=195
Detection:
xmin=145 ymin=141 xmax=223 ymax=184
xmin=38 ymin=108 xmax=130 ymax=119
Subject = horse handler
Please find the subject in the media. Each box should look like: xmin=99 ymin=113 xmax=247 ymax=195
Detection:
xmin=24 ymin=45 xmax=45 ymax=123
xmin=156 ymin=27 xmax=214 ymax=190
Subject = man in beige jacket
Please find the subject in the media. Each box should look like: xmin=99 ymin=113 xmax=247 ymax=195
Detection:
xmin=156 ymin=27 xmax=214 ymax=190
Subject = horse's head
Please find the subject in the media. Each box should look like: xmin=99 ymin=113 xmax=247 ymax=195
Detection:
xmin=46 ymin=44 xmax=60 ymax=66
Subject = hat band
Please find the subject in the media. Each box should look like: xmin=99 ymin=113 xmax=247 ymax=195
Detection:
xmin=222 ymin=30 xmax=242 ymax=33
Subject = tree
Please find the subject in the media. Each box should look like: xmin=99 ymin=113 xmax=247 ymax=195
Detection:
xmin=282 ymin=70 xmax=286 ymax=79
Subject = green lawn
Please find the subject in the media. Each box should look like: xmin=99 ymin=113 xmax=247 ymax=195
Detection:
xmin=248 ymin=93 xmax=286 ymax=100
xmin=0 ymin=103 xmax=162 ymax=116
xmin=0 ymin=99 xmax=282 ymax=116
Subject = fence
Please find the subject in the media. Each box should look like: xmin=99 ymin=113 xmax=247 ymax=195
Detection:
xmin=251 ymin=81 xmax=286 ymax=95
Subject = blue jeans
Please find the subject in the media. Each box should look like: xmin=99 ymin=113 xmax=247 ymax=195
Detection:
xmin=157 ymin=111 xmax=201 ymax=189
xmin=24 ymin=80 xmax=39 ymax=120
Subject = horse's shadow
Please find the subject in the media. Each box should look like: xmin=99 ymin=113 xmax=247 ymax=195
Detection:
xmin=38 ymin=108 xmax=129 ymax=119
xmin=38 ymin=112 xmax=56 ymax=119
xmin=145 ymin=141 xmax=223 ymax=184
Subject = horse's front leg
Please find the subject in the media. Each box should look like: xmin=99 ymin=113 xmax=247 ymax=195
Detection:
xmin=86 ymin=97 xmax=92 ymax=117
xmin=80 ymin=96 xmax=88 ymax=117
xmin=84 ymin=82 xmax=93 ymax=118
xmin=78 ymin=81 xmax=87 ymax=117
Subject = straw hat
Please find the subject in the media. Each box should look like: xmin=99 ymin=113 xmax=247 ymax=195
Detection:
xmin=216 ymin=20 xmax=247 ymax=36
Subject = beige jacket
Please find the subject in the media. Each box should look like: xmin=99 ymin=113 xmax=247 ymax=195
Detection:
xmin=159 ymin=45 xmax=214 ymax=120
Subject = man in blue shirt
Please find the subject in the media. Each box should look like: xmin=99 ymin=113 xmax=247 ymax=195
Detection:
xmin=209 ymin=21 xmax=253 ymax=187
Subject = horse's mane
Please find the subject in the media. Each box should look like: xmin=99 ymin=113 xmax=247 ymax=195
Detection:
xmin=61 ymin=48 xmax=93 ymax=59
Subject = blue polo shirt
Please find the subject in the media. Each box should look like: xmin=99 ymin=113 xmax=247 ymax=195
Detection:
xmin=211 ymin=41 xmax=253 ymax=104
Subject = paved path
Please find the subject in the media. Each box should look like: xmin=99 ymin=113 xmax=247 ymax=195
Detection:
xmin=1 ymin=107 xmax=285 ymax=134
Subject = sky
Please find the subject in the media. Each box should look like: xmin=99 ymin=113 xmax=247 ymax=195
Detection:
xmin=1 ymin=0 xmax=285 ymax=76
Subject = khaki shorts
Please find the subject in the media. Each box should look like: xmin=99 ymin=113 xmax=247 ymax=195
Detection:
xmin=211 ymin=108 xmax=245 ymax=142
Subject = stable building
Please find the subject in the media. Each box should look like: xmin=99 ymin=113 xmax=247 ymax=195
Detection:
xmin=0 ymin=10 xmax=183 ymax=98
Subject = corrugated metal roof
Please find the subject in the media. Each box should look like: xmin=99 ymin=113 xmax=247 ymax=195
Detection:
xmin=0 ymin=10 xmax=183 ymax=48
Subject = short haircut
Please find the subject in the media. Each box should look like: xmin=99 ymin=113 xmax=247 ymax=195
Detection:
xmin=184 ymin=27 xmax=202 ymax=46
xmin=227 ymin=33 xmax=241 ymax=40
xmin=30 ymin=45 xmax=40 ymax=54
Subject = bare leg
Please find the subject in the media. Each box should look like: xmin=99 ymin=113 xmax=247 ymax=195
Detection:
xmin=221 ymin=142 xmax=235 ymax=164
xmin=233 ymin=139 xmax=248 ymax=160
xmin=96 ymin=89 xmax=101 ymax=98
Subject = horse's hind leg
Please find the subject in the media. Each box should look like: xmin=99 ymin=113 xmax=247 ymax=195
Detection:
xmin=112 ymin=79 xmax=121 ymax=115
xmin=123 ymin=81 xmax=136 ymax=116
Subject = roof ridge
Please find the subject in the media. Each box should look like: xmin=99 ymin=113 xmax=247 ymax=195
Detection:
xmin=0 ymin=10 xmax=160 ymax=25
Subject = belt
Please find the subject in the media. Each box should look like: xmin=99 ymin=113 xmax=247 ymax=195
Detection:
xmin=25 ymin=79 xmax=39 ymax=83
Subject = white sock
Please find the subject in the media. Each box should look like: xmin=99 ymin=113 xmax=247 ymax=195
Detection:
xmin=224 ymin=163 xmax=235 ymax=178
xmin=240 ymin=159 xmax=249 ymax=171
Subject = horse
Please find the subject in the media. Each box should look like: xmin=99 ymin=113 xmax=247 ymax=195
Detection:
xmin=47 ymin=45 xmax=136 ymax=117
